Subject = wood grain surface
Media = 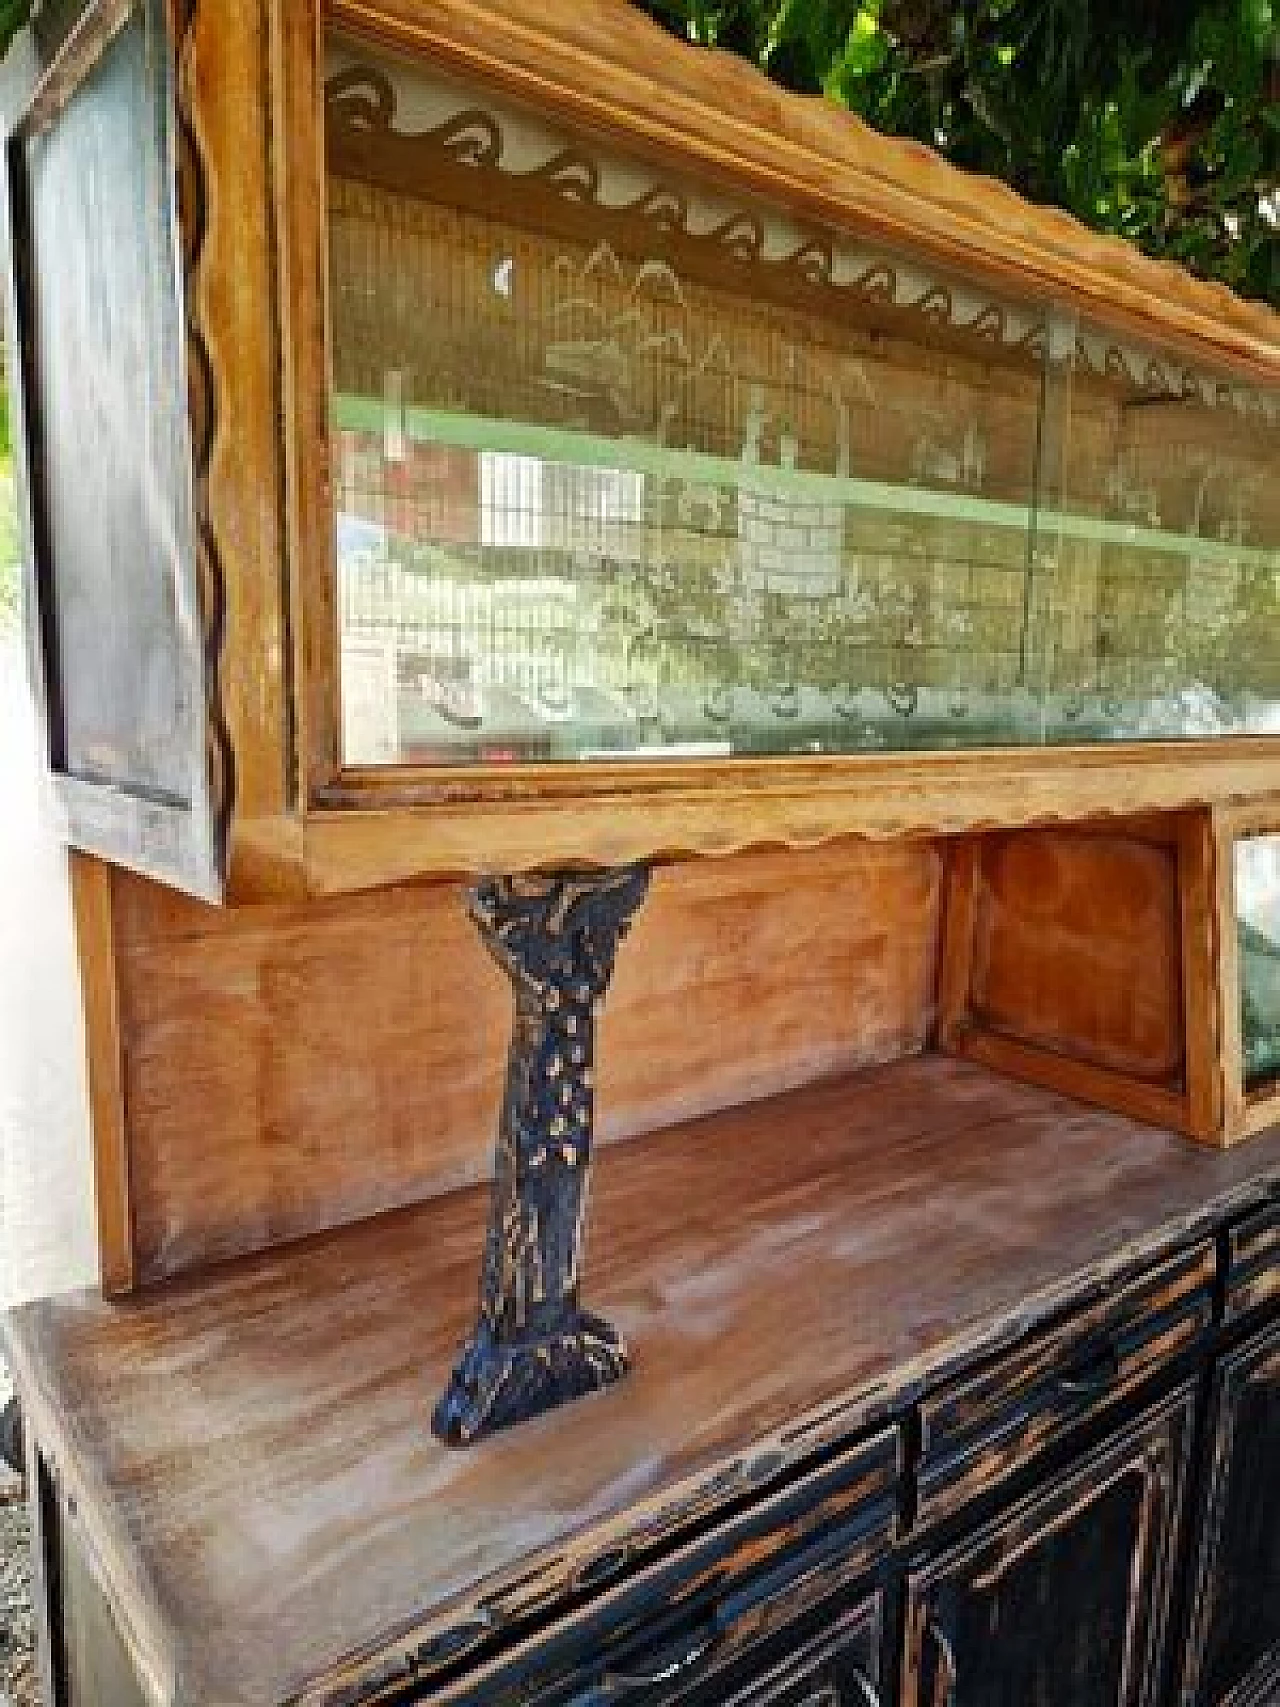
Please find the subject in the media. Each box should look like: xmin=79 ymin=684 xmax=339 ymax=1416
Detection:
xmin=5 ymin=1055 xmax=1279 ymax=1707
xmin=969 ymin=831 xmax=1185 ymax=1082
xmin=108 ymin=838 xmax=941 ymax=1286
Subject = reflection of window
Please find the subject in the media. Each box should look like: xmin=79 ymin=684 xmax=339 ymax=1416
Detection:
xmin=480 ymin=452 xmax=644 ymax=557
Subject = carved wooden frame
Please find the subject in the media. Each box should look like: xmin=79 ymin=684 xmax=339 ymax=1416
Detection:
xmin=252 ymin=0 xmax=1280 ymax=899
xmin=8 ymin=0 xmax=1280 ymax=902
xmin=0 ymin=0 xmax=227 ymax=899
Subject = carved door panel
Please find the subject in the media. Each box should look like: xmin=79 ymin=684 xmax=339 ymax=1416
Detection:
xmin=1178 ymin=1318 xmax=1280 ymax=1707
xmin=901 ymin=1385 xmax=1196 ymax=1707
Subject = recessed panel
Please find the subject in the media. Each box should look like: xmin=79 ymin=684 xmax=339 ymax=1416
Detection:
xmin=16 ymin=4 xmax=196 ymax=803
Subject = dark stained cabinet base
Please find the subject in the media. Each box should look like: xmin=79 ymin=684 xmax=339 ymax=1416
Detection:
xmin=1178 ymin=1318 xmax=1280 ymax=1707
xmin=903 ymin=1387 xmax=1197 ymax=1707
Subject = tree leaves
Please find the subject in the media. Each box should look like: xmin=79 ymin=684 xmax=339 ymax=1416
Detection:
xmin=632 ymin=0 xmax=1280 ymax=304
xmin=0 ymin=1 xmax=31 ymax=61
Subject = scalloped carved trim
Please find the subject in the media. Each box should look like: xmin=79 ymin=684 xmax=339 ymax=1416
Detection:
xmin=174 ymin=0 xmax=235 ymax=878
xmin=326 ymin=62 xmax=1052 ymax=362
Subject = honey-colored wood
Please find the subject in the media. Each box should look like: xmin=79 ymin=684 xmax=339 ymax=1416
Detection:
xmin=183 ymin=0 xmax=293 ymax=844
xmin=8 ymin=0 xmax=1280 ymax=901
xmin=266 ymin=742 xmax=1280 ymax=899
xmin=243 ymin=0 xmax=1280 ymax=895
xmin=936 ymin=824 xmax=1218 ymax=1136
xmin=936 ymin=838 xmax=980 ymax=1052
xmin=5 ymin=1056 xmax=1279 ymax=1707
xmin=969 ymin=831 xmax=1185 ymax=1083
xmin=270 ymin=0 xmax=333 ymax=817
xmin=67 ymin=852 xmax=135 ymax=1296
xmin=947 ymin=1029 xmax=1193 ymax=1135
xmin=108 ymin=837 xmax=942 ymax=1285
xmin=1177 ymin=812 xmax=1224 ymax=1143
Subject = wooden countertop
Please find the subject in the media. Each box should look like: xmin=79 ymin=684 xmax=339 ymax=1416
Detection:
xmin=5 ymin=1055 xmax=1280 ymax=1706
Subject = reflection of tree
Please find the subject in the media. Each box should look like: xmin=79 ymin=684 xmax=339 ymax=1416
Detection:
xmin=1240 ymin=917 xmax=1280 ymax=1090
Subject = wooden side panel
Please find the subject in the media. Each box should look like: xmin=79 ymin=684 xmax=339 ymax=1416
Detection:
xmin=68 ymin=854 xmax=135 ymax=1296
xmin=968 ymin=830 xmax=1184 ymax=1083
xmin=934 ymin=821 xmax=1232 ymax=1138
xmin=110 ymin=837 xmax=942 ymax=1284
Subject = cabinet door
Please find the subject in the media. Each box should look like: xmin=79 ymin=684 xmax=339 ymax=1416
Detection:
xmin=2 ymin=0 xmax=226 ymax=898
xmin=901 ymin=1385 xmax=1196 ymax=1707
xmin=1178 ymin=1318 xmax=1280 ymax=1707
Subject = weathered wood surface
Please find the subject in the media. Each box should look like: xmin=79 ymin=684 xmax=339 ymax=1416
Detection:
xmin=102 ymin=839 xmax=941 ymax=1287
xmin=5 ymin=1055 xmax=1280 ymax=1707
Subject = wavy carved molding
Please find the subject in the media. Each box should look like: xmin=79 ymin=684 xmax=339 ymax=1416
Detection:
xmin=173 ymin=0 xmax=235 ymax=877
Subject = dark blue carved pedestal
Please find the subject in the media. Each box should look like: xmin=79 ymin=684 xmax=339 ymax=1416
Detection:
xmin=432 ymin=865 xmax=650 ymax=1447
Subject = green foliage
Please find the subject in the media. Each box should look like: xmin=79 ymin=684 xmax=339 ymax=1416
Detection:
xmin=0 ymin=460 xmax=17 ymax=631
xmin=0 ymin=0 xmax=31 ymax=61
xmin=635 ymin=0 xmax=1280 ymax=304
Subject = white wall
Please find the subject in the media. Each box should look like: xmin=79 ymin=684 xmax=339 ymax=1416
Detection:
xmin=0 ymin=626 xmax=97 ymax=1305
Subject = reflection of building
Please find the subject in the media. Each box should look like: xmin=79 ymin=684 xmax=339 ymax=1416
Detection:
xmin=337 ymin=436 xmax=649 ymax=737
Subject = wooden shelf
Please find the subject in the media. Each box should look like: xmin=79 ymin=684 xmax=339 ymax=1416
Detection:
xmin=5 ymin=1055 xmax=1280 ymax=1705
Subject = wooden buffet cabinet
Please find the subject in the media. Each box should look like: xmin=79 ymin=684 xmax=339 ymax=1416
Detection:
xmin=1 ymin=0 xmax=1278 ymax=1703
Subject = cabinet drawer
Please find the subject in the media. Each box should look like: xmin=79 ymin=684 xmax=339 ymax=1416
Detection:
xmin=437 ymin=1425 xmax=900 ymax=1707
xmin=564 ymin=1592 xmax=884 ymax=1706
xmin=1224 ymin=1198 xmax=1280 ymax=1326
xmin=917 ymin=1240 xmax=1214 ymax=1528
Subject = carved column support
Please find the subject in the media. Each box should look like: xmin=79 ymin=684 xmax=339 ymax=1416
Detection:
xmin=432 ymin=864 xmax=651 ymax=1447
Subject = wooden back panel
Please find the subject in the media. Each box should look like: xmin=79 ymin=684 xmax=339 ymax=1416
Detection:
xmin=85 ymin=838 xmax=942 ymax=1289
xmin=938 ymin=816 xmax=1221 ymax=1140
xmin=971 ymin=830 xmax=1184 ymax=1081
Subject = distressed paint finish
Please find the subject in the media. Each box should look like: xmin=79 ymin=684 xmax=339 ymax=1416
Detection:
xmin=915 ymin=1240 xmax=1215 ymax=1529
xmin=904 ymin=1387 xmax=1198 ymax=1707
xmin=3 ymin=1057 xmax=1280 ymax=1706
xmin=1177 ymin=1317 xmax=1280 ymax=1707
xmin=433 ymin=865 xmax=650 ymax=1445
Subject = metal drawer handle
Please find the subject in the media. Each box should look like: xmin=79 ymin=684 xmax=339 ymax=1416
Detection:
xmin=1056 ymin=1339 xmax=1121 ymax=1400
xmin=603 ymin=1629 xmax=720 ymax=1697
xmin=926 ymin=1619 xmax=957 ymax=1707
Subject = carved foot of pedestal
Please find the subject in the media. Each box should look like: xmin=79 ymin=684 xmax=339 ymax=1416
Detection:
xmin=432 ymin=1312 xmax=629 ymax=1447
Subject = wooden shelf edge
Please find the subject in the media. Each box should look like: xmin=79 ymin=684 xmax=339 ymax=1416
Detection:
xmin=214 ymin=743 xmax=1280 ymax=899
xmin=945 ymin=1027 xmax=1196 ymax=1141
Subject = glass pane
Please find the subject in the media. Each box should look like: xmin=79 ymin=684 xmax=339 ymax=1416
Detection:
xmin=1036 ymin=318 xmax=1280 ymax=741
xmin=325 ymin=33 xmax=1050 ymax=766
xmin=1236 ymin=835 xmax=1280 ymax=1093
